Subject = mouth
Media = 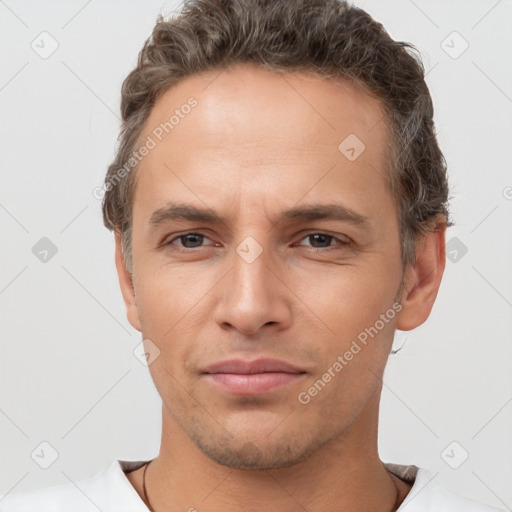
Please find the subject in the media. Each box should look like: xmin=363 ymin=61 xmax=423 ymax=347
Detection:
xmin=201 ymin=358 xmax=307 ymax=396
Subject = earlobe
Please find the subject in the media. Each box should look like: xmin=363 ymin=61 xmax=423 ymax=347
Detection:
xmin=114 ymin=232 xmax=142 ymax=332
xmin=395 ymin=223 xmax=447 ymax=331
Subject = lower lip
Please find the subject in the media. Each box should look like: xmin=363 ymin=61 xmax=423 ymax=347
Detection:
xmin=204 ymin=372 xmax=305 ymax=395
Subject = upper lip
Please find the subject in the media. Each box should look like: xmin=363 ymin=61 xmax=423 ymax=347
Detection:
xmin=201 ymin=358 xmax=306 ymax=375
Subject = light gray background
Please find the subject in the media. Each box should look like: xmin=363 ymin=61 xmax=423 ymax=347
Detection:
xmin=1 ymin=0 xmax=511 ymax=509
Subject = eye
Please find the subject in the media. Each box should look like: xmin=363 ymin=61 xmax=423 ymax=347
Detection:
xmin=296 ymin=233 xmax=350 ymax=250
xmin=166 ymin=232 xmax=213 ymax=249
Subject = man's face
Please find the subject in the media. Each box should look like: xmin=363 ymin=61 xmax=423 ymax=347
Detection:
xmin=125 ymin=63 xmax=404 ymax=469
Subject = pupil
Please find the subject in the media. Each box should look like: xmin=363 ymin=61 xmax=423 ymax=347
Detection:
xmin=182 ymin=234 xmax=203 ymax=247
xmin=310 ymin=234 xmax=331 ymax=247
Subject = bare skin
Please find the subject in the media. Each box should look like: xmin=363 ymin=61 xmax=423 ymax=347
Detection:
xmin=116 ymin=63 xmax=446 ymax=511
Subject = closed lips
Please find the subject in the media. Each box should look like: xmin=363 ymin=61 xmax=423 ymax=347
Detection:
xmin=201 ymin=358 xmax=306 ymax=375
xmin=201 ymin=358 xmax=307 ymax=396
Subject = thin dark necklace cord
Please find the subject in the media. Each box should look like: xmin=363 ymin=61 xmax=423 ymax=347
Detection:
xmin=141 ymin=459 xmax=401 ymax=512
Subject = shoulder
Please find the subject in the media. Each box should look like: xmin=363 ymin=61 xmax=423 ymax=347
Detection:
xmin=0 ymin=482 xmax=87 ymax=512
xmin=385 ymin=463 xmax=506 ymax=512
xmin=0 ymin=474 xmax=107 ymax=512
xmin=0 ymin=460 xmax=149 ymax=512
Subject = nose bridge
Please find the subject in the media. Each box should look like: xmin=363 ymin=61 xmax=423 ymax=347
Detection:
xmin=214 ymin=235 xmax=291 ymax=334
xmin=234 ymin=237 xmax=272 ymax=301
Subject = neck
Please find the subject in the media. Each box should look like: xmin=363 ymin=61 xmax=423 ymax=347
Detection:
xmin=129 ymin=387 xmax=411 ymax=512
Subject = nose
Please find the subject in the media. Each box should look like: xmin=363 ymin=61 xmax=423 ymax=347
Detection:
xmin=213 ymin=241 xmax=293 ymax=336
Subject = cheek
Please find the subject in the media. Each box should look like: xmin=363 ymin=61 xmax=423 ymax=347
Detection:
xmin=297 ymin=315 xmax=395 ymax=418
xmin=133 ymin=268 xmax=216 ymax=374
xmin=292 ymin=262 xmax=399 ymax=332
xmin=290 ymin=263 xmax=400 ymax=393
xmin=135 ymin=264 xmax=210 ymax=323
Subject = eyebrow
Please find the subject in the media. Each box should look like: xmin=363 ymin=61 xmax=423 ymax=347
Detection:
xmin=149 ymin=203 xmax=223 ymax=225
xmin=148 ymin=202 xmax=371 ymax=229
xmin=279 ymin=204 xmax=370 ymax=226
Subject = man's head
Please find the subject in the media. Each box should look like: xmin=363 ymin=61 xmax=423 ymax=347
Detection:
xmin=104 ymin=0 xmax=449 ymax=470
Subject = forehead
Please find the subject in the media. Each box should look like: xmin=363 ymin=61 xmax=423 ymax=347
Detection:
xmin=133 ymin=63 xmax=392 ymax=222
xmin=145 ymin=62 xmax=387 ymax=149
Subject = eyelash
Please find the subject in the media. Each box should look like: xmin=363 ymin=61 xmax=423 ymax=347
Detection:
xmin=164 ymin=232 xmax=350 ymax=252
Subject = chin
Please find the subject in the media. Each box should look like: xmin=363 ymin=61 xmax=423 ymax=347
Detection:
xmin=197 ymin=440 xmax=312 ymax=470
xmin=185 ymin=421 xmax=335 ymax=470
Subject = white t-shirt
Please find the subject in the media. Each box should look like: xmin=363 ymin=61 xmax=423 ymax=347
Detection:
xmin=0 ymin=459 xmax=505 ymax=511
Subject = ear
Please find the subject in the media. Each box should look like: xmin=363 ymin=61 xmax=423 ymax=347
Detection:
xmin=114 ymin=232 xmax=142 ymax=332
xmin=395 ymin=220 xmax=447 ymax=331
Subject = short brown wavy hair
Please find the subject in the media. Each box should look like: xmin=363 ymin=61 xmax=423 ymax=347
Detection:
xmin=102 ymin=0 xmax=451 ymax=273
